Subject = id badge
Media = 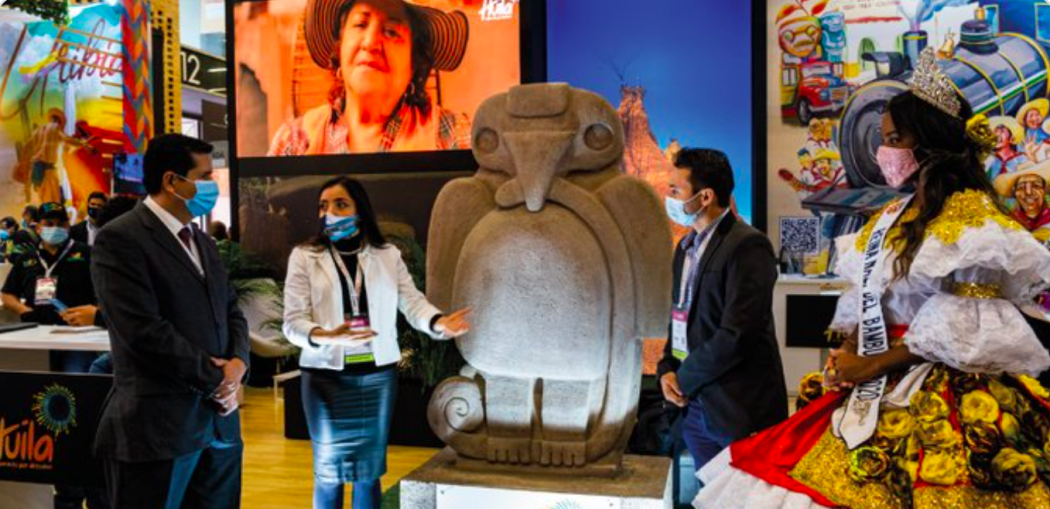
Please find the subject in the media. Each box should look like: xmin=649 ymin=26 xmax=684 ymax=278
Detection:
xmin=672 ymin=309 xmax=689 ymax=361
xmin=35 ymin=277 xmax=58 ymax=305
xmin=344 ymin=315 xmax=374 ymax=364
xmin=347 ymin=315 xmax=371 ymax=334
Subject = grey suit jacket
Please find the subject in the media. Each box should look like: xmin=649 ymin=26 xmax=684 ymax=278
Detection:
xmin=91 ymin=203 xmax=249 ymax=462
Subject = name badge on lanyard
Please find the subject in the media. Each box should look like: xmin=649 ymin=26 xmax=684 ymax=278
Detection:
xmin=671 ymin=241 xmax=704 ymax=362
xmin=332 ymin=249 xmax=374 ymax=364
xmin=35 ymin=277 xmax=58 ymax=305
xmin=34 ymin=243 xmax=73 ymax=305
xmin=672 ymin=310 xmax=688 ymax=360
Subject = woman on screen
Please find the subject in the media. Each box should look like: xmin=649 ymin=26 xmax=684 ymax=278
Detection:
xmin=268 ymin=0 xmax=471 ymax=156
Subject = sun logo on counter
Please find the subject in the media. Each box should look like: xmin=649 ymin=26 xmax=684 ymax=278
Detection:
xmin=548 ymin=501 xmax=585 ymax=509
xmin=32 ymin=384 xmax=77 ymax=437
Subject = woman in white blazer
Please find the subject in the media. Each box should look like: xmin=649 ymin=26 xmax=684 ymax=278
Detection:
xmin=283 ymin=177 xmax=469 ymax=509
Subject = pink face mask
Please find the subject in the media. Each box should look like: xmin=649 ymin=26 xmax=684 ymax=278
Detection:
xmin=876 ymin=145 xmax=920 ymax=188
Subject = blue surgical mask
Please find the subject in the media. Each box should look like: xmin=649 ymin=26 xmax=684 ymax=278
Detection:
xmin=324 ymin=214 xmax=360 ymax=242
xmin=174 ymin=175 xmax=220 ymax=218
xmin=665 ymin=191 xmax=705 ymax=228
xmin=40 ymin=226 xmax=69 ymax=246
xmin=0 ymin=230 xmax=8 ymax=242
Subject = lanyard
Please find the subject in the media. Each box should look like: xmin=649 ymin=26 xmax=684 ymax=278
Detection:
xmin=676 ymin=210 xmax=729 ymax=310
xmin=37 ymin=242 xmax=74 ymax=278
xmin=330 ymin=249 xmax=365 ymax=317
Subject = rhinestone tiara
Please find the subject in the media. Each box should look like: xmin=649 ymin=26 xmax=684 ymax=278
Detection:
xmin=908 ymin=47 xmax=962 ymax=118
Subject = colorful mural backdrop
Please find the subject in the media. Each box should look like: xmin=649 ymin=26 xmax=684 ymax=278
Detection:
xmin=766 ymin=0 xmax=1050 ymax=272
xmin=0 ymin=4 xmax=125 ymax=220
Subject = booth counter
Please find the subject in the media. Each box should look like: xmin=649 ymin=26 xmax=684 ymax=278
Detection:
xmin=0 ymin=324 xmax=112 ymax=509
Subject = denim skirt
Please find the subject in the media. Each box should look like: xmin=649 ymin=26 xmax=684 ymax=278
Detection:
xmin=301 ymin=367 xmax=397 ymax=484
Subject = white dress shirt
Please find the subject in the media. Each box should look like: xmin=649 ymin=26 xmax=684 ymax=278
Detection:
xmin=143 ymin=196 xmax=203 ymax=275
xmin=87 ymin=221 xmax=99 ymax=246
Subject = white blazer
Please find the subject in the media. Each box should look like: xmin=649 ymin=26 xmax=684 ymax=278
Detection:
xmin=282 ymin=243 xmax=446 ymax=370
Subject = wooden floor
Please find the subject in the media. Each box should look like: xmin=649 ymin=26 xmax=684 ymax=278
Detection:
xmin=241 ymin=386 xmax=438 ymax=509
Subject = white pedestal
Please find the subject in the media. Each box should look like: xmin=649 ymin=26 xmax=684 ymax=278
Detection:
xmin=401 ymin=449 xmax=673 ymax=509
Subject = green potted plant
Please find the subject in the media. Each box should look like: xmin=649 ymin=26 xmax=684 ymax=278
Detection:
xmin=216 ymin=240 xmax=299 ymax=385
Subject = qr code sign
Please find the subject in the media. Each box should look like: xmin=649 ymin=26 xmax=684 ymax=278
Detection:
xmin=780 ymin=216 xmax=821 ymax=255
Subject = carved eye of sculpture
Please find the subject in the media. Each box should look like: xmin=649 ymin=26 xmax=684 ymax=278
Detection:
xmin=475 ymin=128 xmax=500 ymax=154
xmin=584 ymin=123 xmax=614 ymax=151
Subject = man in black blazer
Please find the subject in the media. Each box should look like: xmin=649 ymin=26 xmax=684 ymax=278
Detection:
xmin=91 ymin=134 xmax=249 ymax=509
xmin=657 ymin=148 xmax=787 ymax=473
xmin=71 ymin=191 xmax=108 ymax=246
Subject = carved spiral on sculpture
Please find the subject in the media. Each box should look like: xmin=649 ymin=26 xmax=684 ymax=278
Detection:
xmin=428 ymin=376 xmax=484 ymax=435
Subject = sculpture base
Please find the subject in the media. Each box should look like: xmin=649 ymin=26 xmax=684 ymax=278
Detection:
xmin=452 ymin=453 xmax=623 ymax=478
xmin=400 ymin=448 xmax=673 ymax=509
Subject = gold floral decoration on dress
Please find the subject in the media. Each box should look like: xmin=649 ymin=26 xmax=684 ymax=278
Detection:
xmin=785 ymin=367 xmax=1050 ymax=508
xmin=1018 ymin=374 xmax=1050 ymax=400
xmin=855 ymin=189 xmax=1023 ymax=253
xmin=960 ymin=391 xmax=1001 ymax=425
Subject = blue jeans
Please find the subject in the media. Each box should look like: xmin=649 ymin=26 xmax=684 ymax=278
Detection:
xmin=89 ymin=353 xmax=114 ymax=374
xmin=313 ymin=479 xmax=380 ymax=509
xmin=681 ymin=398 xmax=731 ymax=474
xmin=49 ymin=350 xmax=98 ymax=373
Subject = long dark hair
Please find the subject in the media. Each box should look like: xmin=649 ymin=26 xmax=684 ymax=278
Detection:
xmin=329 ymin=1 xmax=435 ymax=119
xmin=303 ymin=176 xmax=388 ymax=251
xmin=885 ymin=92 xmax=998 ymax=279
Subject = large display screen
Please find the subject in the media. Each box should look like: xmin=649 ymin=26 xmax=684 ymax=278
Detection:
xmin=232 ymin=0 xmax=522 ymax=159
xmin=546 ymin=0 xmax=754 ymax=224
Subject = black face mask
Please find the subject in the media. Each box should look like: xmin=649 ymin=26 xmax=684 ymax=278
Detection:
xmin=87 ymin=207 xmax=102 ymax=220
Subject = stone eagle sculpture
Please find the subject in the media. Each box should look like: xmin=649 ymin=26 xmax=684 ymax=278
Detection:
xmin=426 ymin=83 xmax=673 ymax=471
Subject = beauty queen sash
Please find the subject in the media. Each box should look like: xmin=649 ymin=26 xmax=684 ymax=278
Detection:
xmin=835 ymin=194 xmax=914 ymax=450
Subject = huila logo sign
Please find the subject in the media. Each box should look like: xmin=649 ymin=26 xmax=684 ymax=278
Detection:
xmin=0 ymin=384 xmax=77 ymax=471
xmin=479 ymin=0 xmax=517 ymax=22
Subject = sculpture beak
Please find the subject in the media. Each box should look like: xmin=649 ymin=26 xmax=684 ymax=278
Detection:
xmin=503 ymin=131 xmax=576 ymax=212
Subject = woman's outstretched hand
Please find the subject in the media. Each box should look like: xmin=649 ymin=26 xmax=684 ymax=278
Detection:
xmin=310 ymin=325 xmax=376 ymax=346
xmin=435 ymin=308 xmax=472 ymax=338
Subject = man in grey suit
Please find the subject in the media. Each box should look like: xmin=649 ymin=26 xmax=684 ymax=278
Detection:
xmin=91 ymin=133 xmax=249 ymax=509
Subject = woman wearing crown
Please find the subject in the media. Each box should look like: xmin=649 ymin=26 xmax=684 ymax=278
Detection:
xmin=695 ymin=48 xmax=1050 ymax=509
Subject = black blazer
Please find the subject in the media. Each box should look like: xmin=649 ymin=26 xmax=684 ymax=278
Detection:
xmin=70 ymin=220 xmax=90 ymax=245
xmin=657 ymin=213 xmax=788 ymax=441
xmin=90 ymin=203 xmax=250 ymax=462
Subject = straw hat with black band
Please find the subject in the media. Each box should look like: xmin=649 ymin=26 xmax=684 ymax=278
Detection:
xmin=304 ymin=0 xmax=469 ymax=73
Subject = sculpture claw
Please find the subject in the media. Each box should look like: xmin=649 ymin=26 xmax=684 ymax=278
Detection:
xmin=539 ymin=440 xmax=587 ymax=467
xmin=487 ymin=437 xmax=532 ymax=465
